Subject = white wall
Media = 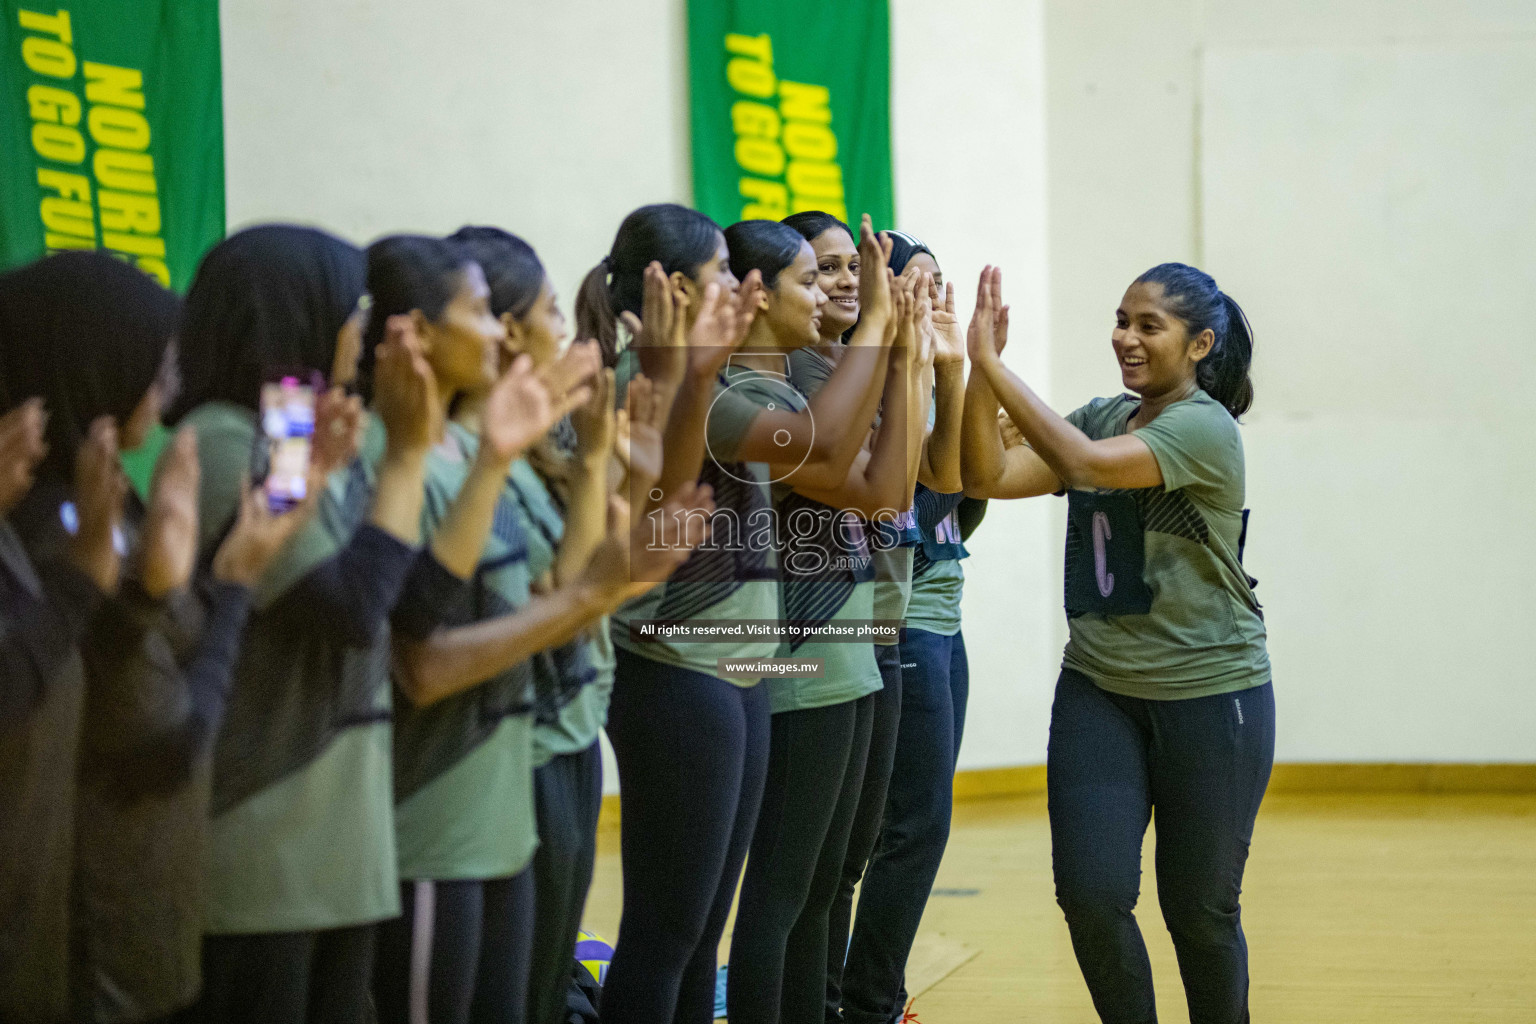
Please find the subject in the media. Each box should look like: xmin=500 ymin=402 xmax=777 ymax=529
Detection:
xmin=220 ymin=0 xmax=1536 ymax=772
xmin=891 ymin=1 xmax=1057 ymax=772
xmin=221 ymin=0 xmax=692 ymax=304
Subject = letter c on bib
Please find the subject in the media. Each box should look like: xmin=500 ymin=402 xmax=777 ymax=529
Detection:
xmin=1091 ymin=509 xmax=1114 ymax=598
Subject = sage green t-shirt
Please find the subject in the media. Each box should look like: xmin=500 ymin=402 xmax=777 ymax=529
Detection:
xmin=185 ymin=402 xmax=399 ymax=933
xmin=768 ymin=347 xmax=883 ymax=713
xmin=905 ymin=556 xmax=964 ymax=637
xmin=1061 ymin=391 xmax=1270 ymax=700
xmin=393 ymin=425 xmax=537 ymax=881
xmin=610 ymin=366 xmax=784 ymax=681
xmin=503 ymin=458 xmax=615 ymax=767
xmin=786 ymin=345 xmax=912 ymax=644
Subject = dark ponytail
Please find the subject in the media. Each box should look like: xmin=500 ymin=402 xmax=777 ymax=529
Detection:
xmin=1134 ymin=262 xmax=1255 ymax=418
xmin=358 ymin=234 xmax=472 ymax=400
xmin=723 ymin=220 xmax=805 ymax=288
xmin=575 ymin=203 xmax=721 ymax=368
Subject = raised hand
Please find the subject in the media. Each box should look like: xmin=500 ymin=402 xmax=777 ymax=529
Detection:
xmin=580 ymin=482 xmax=716 ymax=601
xmin=627 ymin=481 xmax=714 ymax=587
xmin=892 ymin=270 xmax=918 ymax=363
xmin=543 ymin=340 xmax=602 ymax=411
xmin=966 ymin=266 xmax=1007 ymax=364
xmin=615 ymin=372 xmax=664 ymax=498
xmin=568 ymin=364 xmax=616 ymax=463
xmin=70 ymin=416 xmax=128 ymax=593
xmin=373 ymin=314 xmax=442 ymax=455
xmin=624 ymin=262 xmax=690 ymax=386
xmin=911 ymin=269 xmax=936 ymax=368
xmin=682 ymin=272 xmax=760 ymax=379
xmin=312 ymin=386 xmax=365 ymax=480
xmin=0 ymin=398 xmax=48 ymax=515
xmin=138 ymin=427 xmax=200 ymax=598
xmin=212 ymin=474 xmax=320 ymax=587
xmin=855 ymin=215 xmax=895 ymax=338
xmin=931 ymin=279 xmax=965 ymax=365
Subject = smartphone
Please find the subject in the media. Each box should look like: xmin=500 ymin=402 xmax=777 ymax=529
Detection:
xmin=256 ymin=372 xmax=321 ymax=512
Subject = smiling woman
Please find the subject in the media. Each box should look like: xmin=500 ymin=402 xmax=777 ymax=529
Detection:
xmin=958 ymin=262 xmax=1271 ymax=1023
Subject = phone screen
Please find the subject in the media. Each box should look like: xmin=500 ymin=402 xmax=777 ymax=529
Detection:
xmin=259 ymin=375 xmax=317 ymax=512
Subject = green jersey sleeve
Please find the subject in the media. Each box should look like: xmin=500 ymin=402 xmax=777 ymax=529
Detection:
xmin=1132 ymin=392 xmax=1242 ymax=507
xmin=705 ymin=382 xmax=768 ymax=462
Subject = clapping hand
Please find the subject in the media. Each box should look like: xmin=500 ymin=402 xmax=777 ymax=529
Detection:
xmin=0 ymin=398 xmax=48 ymax=515
xmin=966 ymin=266 xmax=1008 ymax=365
xmin=211 ymin=474 xmax=320 ymax=588
xmin=69 ymin=417 xmax=128 ymax=593
xmin=930 ymin=278 xmax=965 ymax=366
xmin=373 ymin=314 xmax=442 ymax=456
xmin=138 ymin=428 xmax=200 ymax=598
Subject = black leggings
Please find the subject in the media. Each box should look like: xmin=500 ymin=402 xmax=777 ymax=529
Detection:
xmin=601 ymin=649 xmax=771 ymax=1024
xmin=1048 ymin=669 xmax=1275 ymax=1024
xmin=373 ymin=872 xmax=535 ymax=1024
xmin=840 ymin=628 xmax=969 ymax=1024
xmin=729 ymin=694 xmax=876 ymax=1024
xmin=824 ymin=642 xmax=902 ymax=1020
xmin=527 ymin=741 xmax=603 ymax=1024
xmin=195 ymin=922 xmax=377 ymax=1024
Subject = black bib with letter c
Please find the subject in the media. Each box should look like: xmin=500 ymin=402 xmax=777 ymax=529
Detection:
xmin=1064 ymin=490 xmax=1154 ymax=618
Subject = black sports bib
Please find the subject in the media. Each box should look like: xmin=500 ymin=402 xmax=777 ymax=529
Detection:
xmin=1064 ymin=490 xmax=1154 ymax=617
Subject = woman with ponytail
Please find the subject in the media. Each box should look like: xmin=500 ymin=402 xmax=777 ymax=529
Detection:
xmin=960 ymin=263 xmax=1271 ymax=1024
xmin=575 ymin=203 xmax=730 ymax=371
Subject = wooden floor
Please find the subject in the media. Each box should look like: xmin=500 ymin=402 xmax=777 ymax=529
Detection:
xmin=581 ymin=791 xmax=1536 ymax=1022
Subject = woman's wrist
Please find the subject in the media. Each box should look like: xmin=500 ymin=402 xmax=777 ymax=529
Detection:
xmin=849 ymin=310 xmax=892 ymax=346
xmin=382 ymin=441 xmax=430 ymax=469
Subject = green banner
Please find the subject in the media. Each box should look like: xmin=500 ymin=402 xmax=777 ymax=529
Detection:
xmin=688 ymin=0 xmax=893 ymax=231
xmin=0 ymin=1 xmax=223 ymax=291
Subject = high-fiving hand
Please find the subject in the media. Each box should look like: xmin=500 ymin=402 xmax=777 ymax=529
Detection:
xmin=966 ymin=266 xmax=1009 ymax=365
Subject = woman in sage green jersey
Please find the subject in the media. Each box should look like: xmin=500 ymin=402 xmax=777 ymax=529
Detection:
xmin=799 ymin=228 xmax=973 ymax=1024
xmin=369 ymin=230 xmax=710 ymax=1023
xmin=449 ymin=225 xmax=618 ymax=1024
xmin=353 ymin=234 xmax=599 ymax=1024
xmin=962 ymin=263 xmax=1273 ymax=1024
xmin=724 ymin=219 xmax=928 ymax=1024
xmin=169 ymin=226 xmax=449 ymax=1023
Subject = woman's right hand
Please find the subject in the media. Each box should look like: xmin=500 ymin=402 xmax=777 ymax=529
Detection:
xmin=372 ymin=314 xmax=441 ymax=456
xmin=854 ymin=215 xmax=896 ymax=340
xmin=614 ymin=373 xmax=665 ymax=501
xmin=966 ymin=266 xmax=1008 ymax=365
xmin=683 ymin=271 xmax=762 ymax=381
xmin=624 ymin=262 xmax=689 ymax=385
xmin=212 ymin=476 xmax=320 ymax=588
xmin=312 ymin=386 xmax=365 ymax=480
xmin=580 ymin=482 xmax=715 ymax=603
xmin=0 ymin=398 xmax=48 ymax=515
xmin=138 ymin=427 xmax=200 ymax=598
xmin=70 ymin=417 xmax=127 ymax=593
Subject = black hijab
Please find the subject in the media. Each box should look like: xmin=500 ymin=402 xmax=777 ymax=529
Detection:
xmin=169 ymin=225 xmax=365 ymax=421
xmin=0 ymin=251 xmax=180 ymax=485
xmin=884 ymin=230 xmax=934 ymax=277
